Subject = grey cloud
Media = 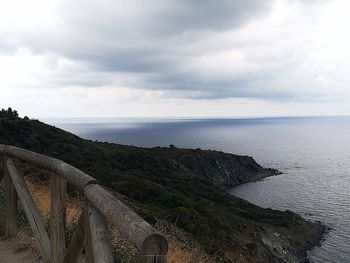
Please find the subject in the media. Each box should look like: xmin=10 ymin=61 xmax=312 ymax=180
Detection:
xmin=143 ymin=72 xmax=293 ymax=100
xmin=19 ymin=1 xmax=272 ymax=55
xmin=1 ymin=0 xmax=337 ymax=102
xmin=59 ymin=0 xmax=271 ymax=36
xmin=151 ymin=0 xmax=272 ymax=33
xmin=79 ymin=50 xmax=173 ymax=73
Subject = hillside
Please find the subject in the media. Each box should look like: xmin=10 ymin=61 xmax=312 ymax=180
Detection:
xmin=0 ymin=109 xmax=325 ymax=262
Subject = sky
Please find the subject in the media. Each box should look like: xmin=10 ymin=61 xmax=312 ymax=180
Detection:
xmin=0 ymin=0 xmax=350 ymax=118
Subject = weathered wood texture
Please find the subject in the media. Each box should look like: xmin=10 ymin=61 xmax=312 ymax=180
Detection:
xmin=0 ymin=157 xmax=4 ymax=236
xmin=6 ymin=159 xmax=51 ymax=262
xmin=85 ymin=206 xmax=94 ymax=263
xmin=4 ymin=159 xmax=18 ymax=239
xmin=0 ymin=145 xmax=96 ymax=190
xmin=86 ymin=202 xmax=114 ymax=263
xmin=0 ymin=157 xmax=4 ymax=182
xmin=50 ymin=173 xmax=67 ymax=263
xmin=0 ymin=144 xmax=168 ymax=262
xmin=63 ymin=211 xmax=85 ymax=263
xmin=85 ymin=184 xmax=168 ymax=256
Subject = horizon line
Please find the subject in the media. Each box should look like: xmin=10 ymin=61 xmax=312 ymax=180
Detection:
xmin=40 ymin=114 xmax=350 ymax=120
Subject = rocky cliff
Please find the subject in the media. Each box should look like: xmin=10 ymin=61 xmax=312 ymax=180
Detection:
xmin=172 ymin=149 xmax=281 ymax=187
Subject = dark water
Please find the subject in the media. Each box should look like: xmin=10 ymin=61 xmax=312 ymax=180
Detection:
xmin=47 ymin=117 xmax=350 ymax=263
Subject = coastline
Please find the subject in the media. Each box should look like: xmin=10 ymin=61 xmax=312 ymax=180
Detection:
xmin=220 ymin=168 xmax=281 ymax=193
xmin=228 ymin=170 xmax=328 ymax=263
xmin=0 ymin=114 xmax=331 ymax=263
xmin=297 ymin=221 xmax=329 ymax=263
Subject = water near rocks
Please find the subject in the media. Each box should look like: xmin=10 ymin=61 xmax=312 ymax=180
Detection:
xmin=48 ymin=116 xmax=350 ymax=263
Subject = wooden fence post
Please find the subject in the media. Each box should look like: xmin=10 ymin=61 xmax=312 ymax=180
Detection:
xmin=6 ymin=159 xmax=51 ymax=262
xmin=0 ymin=156 xmax=4 ymax=182
xmin=85 ymin=184 xmax=168 ymax=257
xmin=51 ymin=173 xmax=67 ymax=263
xmin=0 ymin=156 xmax=4 ymax=235
xmin=63 ymin=211 xmax=85 ymax=263
xmin=4 ymin=158 xmax=18 ymax=239
xmin=85 ymin=201 xmax=114 ymax=263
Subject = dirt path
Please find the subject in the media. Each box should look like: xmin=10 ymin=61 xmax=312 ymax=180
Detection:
xmin=0 ymin=239 xmax=42 ymax=263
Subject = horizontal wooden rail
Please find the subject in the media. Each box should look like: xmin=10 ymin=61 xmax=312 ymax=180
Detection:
xmin=0 ymin=145 xmax=96 ymax=190
xmin=85 ymin=184 xmax=168 ymax=256
xmin=0 ymin=144 xmax=168 ymax=263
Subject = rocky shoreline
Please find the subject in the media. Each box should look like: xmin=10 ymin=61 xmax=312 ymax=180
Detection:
xmin=297 ymin=221 xmax=330 ymax=263
xmin=226 ymin=169 xmax=329 ymax=263
xmin=178 ymin=149 xmax=328 ymax=262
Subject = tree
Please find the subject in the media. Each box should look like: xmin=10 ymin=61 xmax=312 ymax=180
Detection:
xmin=0 ymin=107 xmax=20 ymax=118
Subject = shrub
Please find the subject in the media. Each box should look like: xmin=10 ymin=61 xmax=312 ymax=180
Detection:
xmin=246 ymin=241 xmax=258 ymax=252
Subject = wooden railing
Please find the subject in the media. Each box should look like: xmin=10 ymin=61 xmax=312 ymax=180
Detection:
xmin=0 ymin=145 xmax=168 ymax=263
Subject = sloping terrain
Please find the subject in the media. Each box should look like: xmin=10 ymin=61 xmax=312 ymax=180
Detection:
xmin=0 ymin=109 xmax=325 ymax=262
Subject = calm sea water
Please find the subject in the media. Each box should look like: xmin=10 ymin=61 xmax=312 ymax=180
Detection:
xmin=48 ymin=117 xmax=350 ymax=263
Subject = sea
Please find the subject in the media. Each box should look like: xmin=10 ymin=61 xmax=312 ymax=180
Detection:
xmin=47 ymin=116 xmax=350 ymax=263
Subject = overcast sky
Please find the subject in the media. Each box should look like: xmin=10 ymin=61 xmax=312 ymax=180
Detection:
xmin=1 ymin=0 xmax=350 ymax=118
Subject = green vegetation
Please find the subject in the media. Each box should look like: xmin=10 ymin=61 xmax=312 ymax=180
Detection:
xmin=0 ymin=109 xmax=320 ymax=261
xmin=246 ymin=241 xmax=258 ymax=252
xmin=1 ymin=108 xmax=19 ymax=119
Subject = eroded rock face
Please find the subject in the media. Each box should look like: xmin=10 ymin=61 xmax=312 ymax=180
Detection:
xmin=174 ymin=150 xmax=280 ymax=187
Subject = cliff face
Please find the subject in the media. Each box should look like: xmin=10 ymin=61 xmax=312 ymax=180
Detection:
xmin=173 ymin=150 xmax=280 ymax=187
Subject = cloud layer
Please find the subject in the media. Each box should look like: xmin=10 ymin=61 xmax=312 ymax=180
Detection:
xmin=1 ymin=0 xmax=350 ymax=116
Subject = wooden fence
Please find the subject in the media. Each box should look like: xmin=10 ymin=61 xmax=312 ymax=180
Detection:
xmin=0 ymin=145 xmax=168 ymax=263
